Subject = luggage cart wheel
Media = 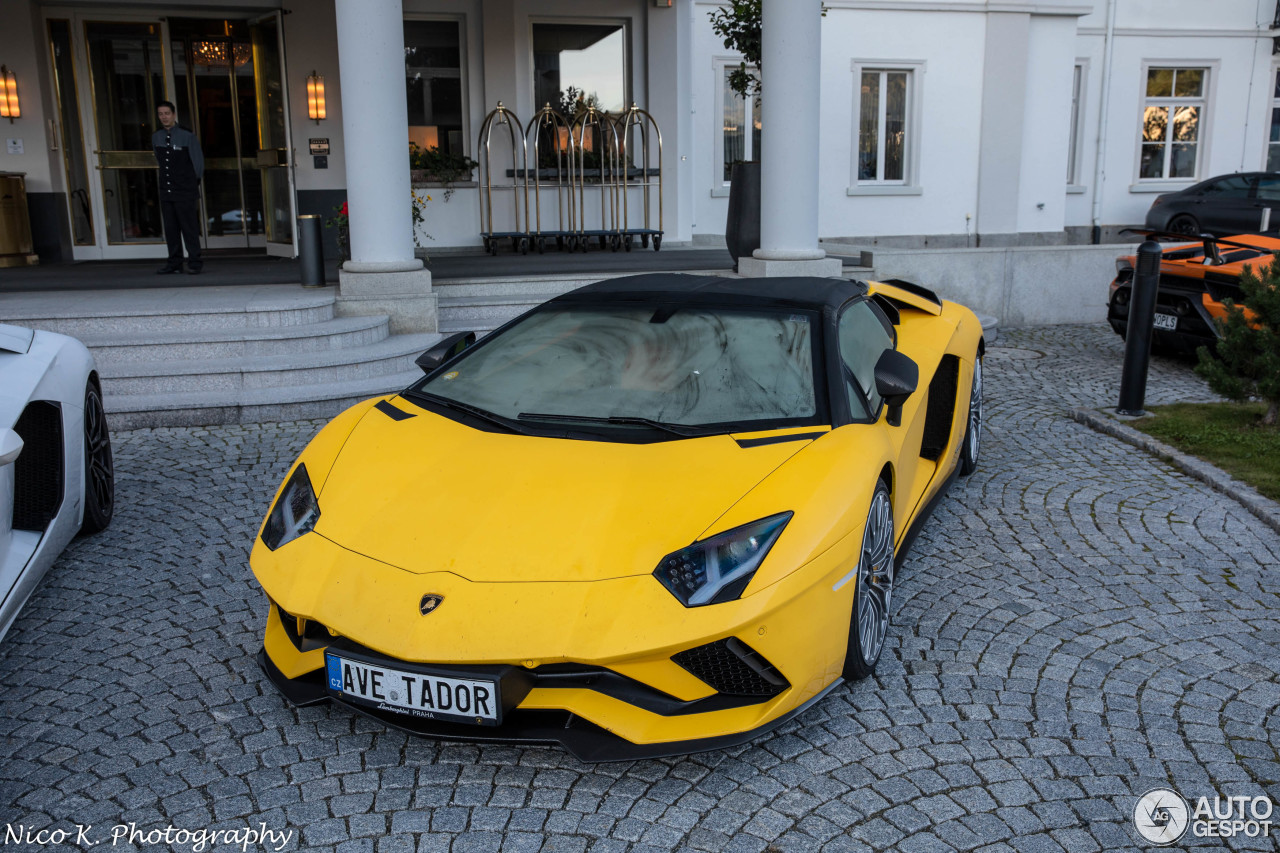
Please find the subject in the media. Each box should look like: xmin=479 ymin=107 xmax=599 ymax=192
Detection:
xmin=520 ymin=237 xmax=528 ymax=255
xmin=610 ymin=235 xmax=620 ymax=252
xmin=556 ymin=236 xmax=565 ymax=251
xmin=488 ymin=239 xmax=498 ymax=256
xmin=624 ymin=236 xmax=632 ymax=252
xmin=641 ymin=235 xmax=650 ymax=249
xmin=537 ymin=237 xmax=545 ymax=254
xmin=653 ymin=236 xmax=662 ymax=251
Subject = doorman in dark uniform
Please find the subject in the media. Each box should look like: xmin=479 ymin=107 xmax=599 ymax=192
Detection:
xmin=153 ymin=100 xmax=204 ymax=274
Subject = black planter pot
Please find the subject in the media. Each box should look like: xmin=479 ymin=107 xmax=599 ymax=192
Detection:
xmin=725 ymin=161 xmax=761 ymax=266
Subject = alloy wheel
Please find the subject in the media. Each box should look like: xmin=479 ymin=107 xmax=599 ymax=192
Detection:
xmin=856 ymin=487 xmax=894 ymax=668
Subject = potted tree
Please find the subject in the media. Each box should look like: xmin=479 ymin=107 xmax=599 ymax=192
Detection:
xmin=710 ymin=1 xmax=763 ymax=265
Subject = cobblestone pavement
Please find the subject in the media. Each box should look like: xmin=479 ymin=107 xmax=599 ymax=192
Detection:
xmin=2 ymin=324 xmax=1278 ymax=853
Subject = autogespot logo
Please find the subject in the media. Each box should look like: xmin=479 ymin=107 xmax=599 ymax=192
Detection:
xmin=1134 ymin=788 xmax=1190 ymax=845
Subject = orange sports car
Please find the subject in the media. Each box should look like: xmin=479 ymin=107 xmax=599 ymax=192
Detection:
xmin=1107 ymin=231 xmax=1276 ymax=354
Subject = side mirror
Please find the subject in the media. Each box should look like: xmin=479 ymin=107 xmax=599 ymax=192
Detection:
xmin=0 ymin=428 xmax=22 ymax=467
xmin=874 ymin=349 xmax=918 ymax=427
xmin=416 ymin=331 xmax=476 ymax=373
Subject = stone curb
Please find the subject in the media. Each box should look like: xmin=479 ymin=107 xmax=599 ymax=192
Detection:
xmin=1069 ymin=406 xmax=1280 ymax=537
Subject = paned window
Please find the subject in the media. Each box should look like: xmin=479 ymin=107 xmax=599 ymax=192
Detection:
xmin=532 ymin=23 xmax=627 ymax=117
xmin=1067 ymin=63 xmax=1084 ymax=185
xmin=857 ymin=69 xmax=910 ymax=183
xmin=1140 ymin=66 xmax=1206 ymax=180
xmin=404 ymin=19 xmax=465 ymax=156
xmin=1267 ymin=68 xmax=1280 ymax=172
xmin=718 ymin=63 xmax=761 ymax=184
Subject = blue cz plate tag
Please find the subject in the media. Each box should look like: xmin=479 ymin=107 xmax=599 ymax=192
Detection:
xmin=325 ymin=651 xmax=502 ymax=726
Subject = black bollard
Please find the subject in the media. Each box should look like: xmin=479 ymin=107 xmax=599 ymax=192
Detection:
xmin=1116 ymin=240 xmax=1163 ymax=415
xmin=297 ymin=214 xmax=327 ymax=288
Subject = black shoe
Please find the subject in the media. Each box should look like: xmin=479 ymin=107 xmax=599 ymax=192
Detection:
xmin=156 ymin=265 xmax=183 ymax=274
xmin=187 ymin=266 xmax=202 ymax=275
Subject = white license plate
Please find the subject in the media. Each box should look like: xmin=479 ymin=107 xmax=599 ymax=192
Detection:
xmin=1153 ymin=312 xmax=1178 ymax=330
xmin=325 ymin=652 xmax=500 ymax=725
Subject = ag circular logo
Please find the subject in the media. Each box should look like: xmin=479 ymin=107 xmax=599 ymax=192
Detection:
xmin=1134 ymin=788 xmax=1190 ymax=845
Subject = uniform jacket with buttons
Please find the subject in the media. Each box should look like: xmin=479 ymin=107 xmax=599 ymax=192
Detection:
xmin=152 ymin=125 xmax=204 ymax=200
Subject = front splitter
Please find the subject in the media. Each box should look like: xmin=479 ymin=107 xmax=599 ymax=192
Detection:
xmin=256 ymin=647 xmax=840 ymax=762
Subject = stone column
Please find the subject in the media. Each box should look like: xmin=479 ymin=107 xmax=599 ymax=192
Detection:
xmin=739 ymin=0 xmax=841 ymax=278
xmin=334 ymin=0 xmax=436 ymax=333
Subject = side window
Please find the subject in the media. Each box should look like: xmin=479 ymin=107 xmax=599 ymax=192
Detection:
xmin=1256 ymin=175 xmax=1280 ymax=201
xmin=838 ymin=301 xmax=894 ymax=417
xmin=1199 ymin=175 xmax=1252 ymax=197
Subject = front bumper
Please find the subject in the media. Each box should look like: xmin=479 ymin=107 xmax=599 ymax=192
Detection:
xmin=252 ymin=526 xmax=861 ymax=760
xmin=256 ymin=643 xmax=840 ymax=762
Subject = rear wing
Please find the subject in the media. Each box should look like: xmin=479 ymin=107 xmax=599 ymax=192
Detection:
xmin=1119 ymin=228 xmax=1280 ymax=265
xmin=866 ymin=278 xmax=943 ymax=316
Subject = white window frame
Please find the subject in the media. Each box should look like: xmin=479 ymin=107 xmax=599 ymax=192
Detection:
xmin=1132 ymin=61 xmax=1214 ymax=190
xmin=711 ymin=57 xmax=760 ymax=198
xmin=848 ymin=58 xmax=924 ymax=197
xmin=1067 ymin=60 xmax=1088 ymax=193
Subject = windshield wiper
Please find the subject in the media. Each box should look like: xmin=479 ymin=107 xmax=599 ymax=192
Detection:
xmin=406 ymin=391 xmax=533 ymax=435
xmin=517 ymin=411 xmax=706 ymax=437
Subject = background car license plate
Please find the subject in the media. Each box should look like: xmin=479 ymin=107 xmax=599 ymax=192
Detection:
xmin=325 ymin=653 xmax=501 ymax=725
xmin=1153 ymin=312 xmax=1178 ymax=330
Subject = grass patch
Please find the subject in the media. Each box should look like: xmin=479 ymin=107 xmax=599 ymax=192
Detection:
xmin=1131 ymin=402 xmax=1280 ymax=501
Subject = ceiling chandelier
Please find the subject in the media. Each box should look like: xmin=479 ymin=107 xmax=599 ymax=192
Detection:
xmin=191 ymin=39 xmax=252 ymax=69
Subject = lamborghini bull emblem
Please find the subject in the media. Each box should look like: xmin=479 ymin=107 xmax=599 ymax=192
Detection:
xmin=419 ymin=594 xmax=444 ymax=615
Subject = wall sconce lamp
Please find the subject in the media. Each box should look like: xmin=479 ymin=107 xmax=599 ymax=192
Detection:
xmin=306 ymin=72 xmax=325 ymax=123
xmin=0 ymin=66 xmax=19 ymax=122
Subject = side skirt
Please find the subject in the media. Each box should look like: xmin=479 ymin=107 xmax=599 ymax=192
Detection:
xmin=894 ymin=466 xmax=959 ymax=570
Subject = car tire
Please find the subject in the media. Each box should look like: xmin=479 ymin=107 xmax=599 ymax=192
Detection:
xmin=959 ymin=355 xmax=982 ymax=476
xmin=842 ymin=480 xmax=894 ymax=681
xmin=1168 ymin=214 xmax=1199 ymax=236
xmin=80 ymin=379 xmax=114 ymax=535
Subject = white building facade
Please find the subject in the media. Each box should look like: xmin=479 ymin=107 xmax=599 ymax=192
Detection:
xmin=3 ymin=0 xmax=1279 ymax=266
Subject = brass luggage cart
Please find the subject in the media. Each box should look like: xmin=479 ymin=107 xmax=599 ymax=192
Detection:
xmin=524 ymin=104 xmax=575 ymax=254
xmin=614 ymin=104 xmax=664 ymax=251
xmin=569 ymin=106 xmax=622 ymax=252
xmin=477 ymin=102 xmax=529 ymax=255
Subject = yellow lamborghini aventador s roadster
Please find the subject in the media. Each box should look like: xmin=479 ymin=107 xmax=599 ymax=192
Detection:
xmin=251 ymin=273 xmax=984 ymax=760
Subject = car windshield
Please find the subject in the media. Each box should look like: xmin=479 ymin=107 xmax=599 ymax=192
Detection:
xmin=413 ymin=304 xmax=819 ymax=433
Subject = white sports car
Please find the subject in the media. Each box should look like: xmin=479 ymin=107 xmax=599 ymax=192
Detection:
xmin=0 ymin=323 xmax=114 ymax=642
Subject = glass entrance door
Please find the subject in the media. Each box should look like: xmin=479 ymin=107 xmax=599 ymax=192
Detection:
xmin=85 ymin=20 xmax=167 ymax=248
xmin=49 ymin=12 xmax=296 ymax=260
xmin=250 ymin=13 xmax=295 ymax=257
xmin=170 ymin=21 xmax=264 ymax=249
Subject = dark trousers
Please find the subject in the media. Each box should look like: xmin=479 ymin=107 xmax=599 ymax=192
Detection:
xmin=161 ymin=197 xmax=202 ymax=269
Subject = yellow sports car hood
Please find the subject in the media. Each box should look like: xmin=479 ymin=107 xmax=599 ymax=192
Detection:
xmin=312 ymin=399 xmax=814 ymax=583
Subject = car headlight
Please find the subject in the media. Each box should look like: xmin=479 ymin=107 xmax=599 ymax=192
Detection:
xmin=654 ymin=512 xmax=792 ymax=607
xmin=261 ymin=463 xmax=320 ymax=551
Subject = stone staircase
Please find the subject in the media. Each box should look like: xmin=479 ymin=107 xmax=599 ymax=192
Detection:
xmin=1 ymin=286 xmax=440 ymax=429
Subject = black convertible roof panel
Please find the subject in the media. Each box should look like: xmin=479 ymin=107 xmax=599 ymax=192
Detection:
xmin=551 ymin=274 xmax=868 ymax=311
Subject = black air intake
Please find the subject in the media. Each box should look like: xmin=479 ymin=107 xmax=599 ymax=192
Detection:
xmin=673 ymin=637 xmax=788 ymax=697
xmin=13 ymin=401 xmax=64 ymax=532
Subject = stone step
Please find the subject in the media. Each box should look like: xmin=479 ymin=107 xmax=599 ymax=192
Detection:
xmin=432 ymin=273 xmax=605 ymax=299
xmin=434 ymin=269 xmax=740 ymax=332
xmin=100 ymin=333 xmax=441 ymax=396
xmin=0 ymin=287 xmax=336 ymax=336
xmin=106 ymin=369 xmax=428 ymax=430
xmin=80 ymin=315 xmax=392 ymax=367
xmin=438 ymin=293 xmax=562 ymax=332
